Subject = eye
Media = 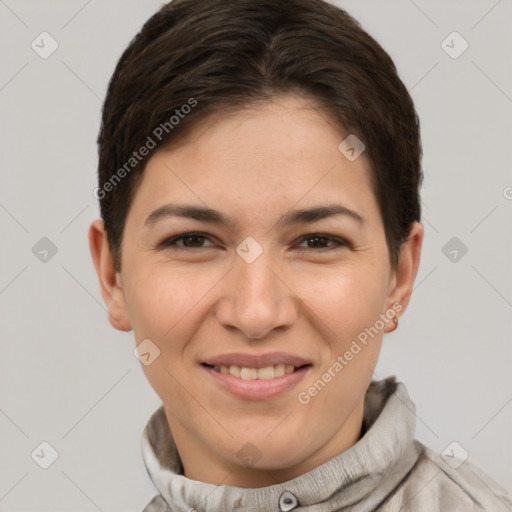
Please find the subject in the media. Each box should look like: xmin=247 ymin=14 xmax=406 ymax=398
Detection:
xmin=159 ymin=232 xmax=349 ymax=251
xmin=294 ymin=233 xmax=348 ymax=251
xmin=160 ymin=232 xmax=214 ymax=249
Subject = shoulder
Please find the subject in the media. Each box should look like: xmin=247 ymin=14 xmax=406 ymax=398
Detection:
xmin=141 ymin=494 xmax=172 ymax=512
xmin=386 ymin=441 xmax=512 ymax=511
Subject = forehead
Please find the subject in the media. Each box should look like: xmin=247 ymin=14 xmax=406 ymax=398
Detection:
xmin=127 ymin=95 xmax=380 ymax=230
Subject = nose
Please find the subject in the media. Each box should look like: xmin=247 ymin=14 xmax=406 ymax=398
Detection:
xmin=215 ymin=247 xmax=298 ymax=340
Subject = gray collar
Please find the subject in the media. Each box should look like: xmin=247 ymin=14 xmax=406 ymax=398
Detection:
xmin=141 ymin=377 xmax=420 ymax=512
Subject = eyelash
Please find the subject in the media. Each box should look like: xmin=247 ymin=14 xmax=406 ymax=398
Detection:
xmin=159 ymin=231 xmax=349 ymax=252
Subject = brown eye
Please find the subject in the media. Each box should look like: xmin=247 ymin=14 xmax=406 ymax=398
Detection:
xmin=160 ymin=232 xmax=214 ymax=249
xmin=296 ymin=234 xmax=348 ymax=251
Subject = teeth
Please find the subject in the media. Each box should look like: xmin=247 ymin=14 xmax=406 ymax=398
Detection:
xmin=273 ymin=364 xmax=285 ymax=377
xmin=210 ymin=364 xmax=298 ymax=379
xmin=241 ymin=367 xmax=258 ymax=380
xmin=257 ymin=366 xmax=274 ymax=380
xmin=229 ymin=365 xmax=241 ymax=378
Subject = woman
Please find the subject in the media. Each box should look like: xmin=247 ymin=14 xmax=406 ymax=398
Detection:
xmin=89 ymin=0 xmax=512 ymax=510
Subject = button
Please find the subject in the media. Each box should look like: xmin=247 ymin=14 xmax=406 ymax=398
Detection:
xmin=278 ymin=491 xmax=299 ymax=511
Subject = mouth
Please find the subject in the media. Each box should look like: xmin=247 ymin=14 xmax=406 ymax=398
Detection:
xmin=200 ymin=356 xmax=312 ymax=400
xmin=201 ymin=362 xmax=311 ymax=380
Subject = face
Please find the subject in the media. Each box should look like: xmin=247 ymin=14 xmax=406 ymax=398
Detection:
xmin=90 ymin=94 xmax=423 ymax=486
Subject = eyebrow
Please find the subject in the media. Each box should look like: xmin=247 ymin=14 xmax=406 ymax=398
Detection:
xmin=144 ymin=203 xmax=365 ymax=230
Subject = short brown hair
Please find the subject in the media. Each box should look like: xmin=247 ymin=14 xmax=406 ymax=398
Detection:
xmin=96 ymin=0 xmax=422 ymax=270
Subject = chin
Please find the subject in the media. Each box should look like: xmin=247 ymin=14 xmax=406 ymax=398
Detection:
xmin=230 ymin=431 xmax=311 ymax=469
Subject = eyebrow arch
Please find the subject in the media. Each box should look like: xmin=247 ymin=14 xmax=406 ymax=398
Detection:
xmin=144 ymin=203 xmax=365 ymax=230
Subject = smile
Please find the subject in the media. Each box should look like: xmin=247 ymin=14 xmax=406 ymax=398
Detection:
xmin=201 ymin=361 xmax=312 ymax=400
xmin=202 ymin=363 xmax=309 ymax=380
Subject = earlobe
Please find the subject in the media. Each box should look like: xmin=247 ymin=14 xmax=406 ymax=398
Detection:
xmin=88 ymin=219 xmax=132 ymax=332
xmin=384 ymin=221 xmax=424 ymax=331
xmin=384 ymin=316 xmax=399 ymax=334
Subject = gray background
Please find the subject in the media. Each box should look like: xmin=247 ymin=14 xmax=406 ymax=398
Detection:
xmin=0 ymin=0 xmax=511 ymax=510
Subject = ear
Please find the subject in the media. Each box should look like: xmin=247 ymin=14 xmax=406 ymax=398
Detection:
xmin=88 ymin=219 xmax=132 ymax=331
xmin=384 ymin=221 xmax=424 ymax=332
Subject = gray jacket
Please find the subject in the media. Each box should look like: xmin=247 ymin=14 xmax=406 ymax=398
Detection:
xmin=141 ymin=377 xmax=512 ymax=511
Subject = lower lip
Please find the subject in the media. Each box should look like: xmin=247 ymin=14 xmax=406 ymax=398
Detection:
xmin=202 ymin=365 xmax=311 ymax=400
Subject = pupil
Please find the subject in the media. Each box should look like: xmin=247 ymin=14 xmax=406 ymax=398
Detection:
xmin=184 ymin=235 xmax=203 ymax=247
xmin=308 ymin=236 xmax=326 ymax=248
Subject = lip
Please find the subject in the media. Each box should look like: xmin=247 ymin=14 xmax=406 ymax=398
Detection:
xmin=202 ymin=363 xmax=311 ymax=401
xmin=202 ymin=352 xmax=311 ymax=368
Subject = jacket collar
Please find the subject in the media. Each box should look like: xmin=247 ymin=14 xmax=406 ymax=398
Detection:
xmin=141 ymin=377 xmax=420 ymax=512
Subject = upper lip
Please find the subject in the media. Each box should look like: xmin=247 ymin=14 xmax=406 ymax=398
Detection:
xmin=202 ymin=352 xmax=311 ymax=368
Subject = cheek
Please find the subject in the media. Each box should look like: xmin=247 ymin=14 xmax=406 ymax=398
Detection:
xmin=295 ymin=269 xmax=386 ymax=433
xmin=125 ymin=266 xmax=220 ymax=350
xmin=128 ymin=269 xmax=208 ymax=407
xmin=294 ymin=263 xmax=388 ymax=338
xmin=127 ymin=265 xmax=179 ymax=326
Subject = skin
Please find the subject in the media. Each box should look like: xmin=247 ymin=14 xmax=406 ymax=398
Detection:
xmin=89 ymin=94 xmax=423 ymax=487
